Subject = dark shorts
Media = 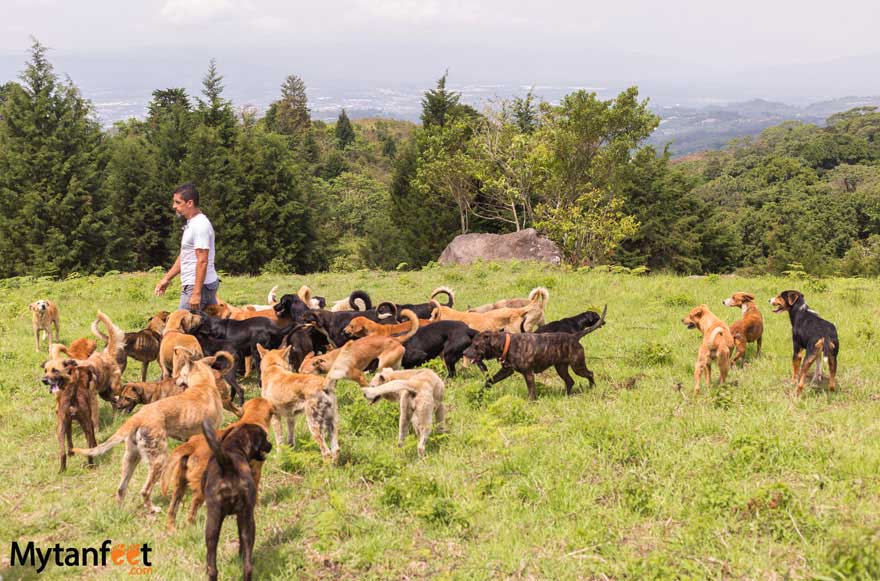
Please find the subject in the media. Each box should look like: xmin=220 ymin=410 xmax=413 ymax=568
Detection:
xmin=179 ymin=280 xmax=220 ymax=310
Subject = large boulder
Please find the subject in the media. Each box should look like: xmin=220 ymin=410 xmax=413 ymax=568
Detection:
xmin=438 ymin=228 xmax=563 ymax=265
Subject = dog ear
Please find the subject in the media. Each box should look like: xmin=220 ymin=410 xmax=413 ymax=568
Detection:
xmin=29 ymin=302 xmax=37 ymax=312
xmin=62 ymin=358 xmax=78 ymax=371
xmin=742 ymin=293 xmax=755 ymax=302
xmin=785 ymin=291 xmax=802 ymax=306
xmin=257 ymin=344 xmax=269 ymax=357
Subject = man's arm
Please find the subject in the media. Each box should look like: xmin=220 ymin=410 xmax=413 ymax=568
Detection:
xmin=154 ymin=254 xmax=181 ymax=296
xmin=189 ymin=249 xmax=209 ymax=308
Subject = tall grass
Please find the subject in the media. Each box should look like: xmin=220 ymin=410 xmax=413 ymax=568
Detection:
xmin=0 ymin=264 xmax=878 ymax=579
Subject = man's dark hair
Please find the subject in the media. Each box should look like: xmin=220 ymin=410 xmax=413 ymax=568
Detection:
xmin=173 ymin=182 xmax=199 ymax=207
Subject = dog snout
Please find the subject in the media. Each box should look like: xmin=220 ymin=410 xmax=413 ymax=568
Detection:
xmin=41 ymin=377 xmax=51 ymax=385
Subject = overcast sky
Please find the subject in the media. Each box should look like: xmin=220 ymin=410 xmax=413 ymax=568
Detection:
xmin=2 ymin=0 xmax=878 ymax=68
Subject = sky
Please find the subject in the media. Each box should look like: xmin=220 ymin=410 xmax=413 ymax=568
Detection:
xmin=1 ymin=0 xmax=879 ymax=106
xmin=2 ymin=0 xmax=878 ymax=67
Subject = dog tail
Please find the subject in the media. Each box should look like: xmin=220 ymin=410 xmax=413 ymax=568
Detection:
xmin=429 ymin=286 xmax=455 ymax=308
xmin=267 ymin=285 xmax=279 ymax=305
xmin=90 ymin=319 xmax=109 ymax=344
xmin=528 ymin=287 xmax=549 ymax=307
xmin=396 ymin=309 xmax=420 ymax=342
xmin=349 ymin=290 xmax=372 ymax=312
xmin=49 ymin=343 xmax=69 ymax=360
xmin=376 ymin=301 xmax=398 ymax=321
xmin=160 ymin=438 xmax=198 ymax=496
xmin=361 ymin=379 xmax=417 ymax=403
xmin=95 ymin=311 xmax=125 ymax=362
xmin=297 ymin=285 xmax=311 ymax=307
xmin=576 ymin=305 xmax=608 ymax=340
xmin=202 ymin=419 xmax=235 ymax=476
xmin=428 ymin=300 xmax=442 ymax=321
xmin=72 ymin=416 xmax=140 ymax=457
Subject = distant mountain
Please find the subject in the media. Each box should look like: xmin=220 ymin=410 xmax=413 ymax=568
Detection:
xmin=649 ymin=96 xmax=880 ymax=156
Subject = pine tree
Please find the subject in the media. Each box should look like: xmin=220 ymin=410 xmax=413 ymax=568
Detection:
xmin=265 ymin=74 xmax=310 ymax=138
xmin=0 ymin=39 xmax=107 ymax=277
xmin=420 ymin=71 xmax=460 ymax=129
xmin=146 ymin=88 xmax=193 ymax=192
xmin=335 ymin=109 xmax=355 ymax=149
xmin=197 ymin=59 xmax=236 ymax=146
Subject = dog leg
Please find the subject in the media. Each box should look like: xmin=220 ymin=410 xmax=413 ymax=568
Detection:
xmin=53 ymin=319 xmax=60 ymax=344
xmin=271 ymin=414 xmax=285 ymax=447
xmin=523 ymin=372 xmax=538 ymax=401
xmin=571 ymin=358 xmax=596 ymax=388
xmin=797 ymin=350 xmax=819 ymax=397
xmin=139 ymin=441 xmax=168 ymax=513
xmin=398 ymin=396 xmax=411 ymax=446
xmin=57 ymin=418 xmax=68 ymax=472
xmin=186 ymin=492 xmax=205 ymax=525
xmin=434 ymin=400 xmax=446 ymax=434
xmin=238 ymin=510 xmax=256 ymax=581
xmin=327 ymin=396 xmax=340 ymax=464
xmin=718 ymin=348 xmax=730 ymax=385
xmin=828 ymin=354 xmax=838 ymax=391
xmin=349 ymin=369 xmax=368 ymax=387
xmin=140 ymin=361 xmax=148 ymax=383
xmin=34 ymin=328 xmax=41 ymax=352
xmin=756 ymin=335 xmax=762 ymax=356
xmin=693 ymin=358 xmax=704 ymax=395
xmin=286 ymin=414 xmax=296 ymax=448
xmin=82 ymin=414 xmax=98 ymax=468
xmin=555 ymin=364 xmax=575 ymax=396
xmin=117 ymin=441 xmax=141 ymax=505
xmin=791 ymin=351 xmax=803 ymax=385
xmin=485 ymin=366 xmax=515 ymax=389
xmin=205 ymin=511 xmax=222 ymax=581
xmin=416 ymin=419 xmax=430 ymax=458
xmin=305 ymin=407 xmax=332 ymax=458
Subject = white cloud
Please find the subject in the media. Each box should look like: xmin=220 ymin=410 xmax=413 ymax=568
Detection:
xmin=160 ymin=0 xmax=240 ymax=25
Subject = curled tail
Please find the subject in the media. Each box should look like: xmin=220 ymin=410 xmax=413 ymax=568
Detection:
xmin=202 ymin=420 xmax=234 ymax=476
xmin=528 ymin=287 xmax=549 ymax=307
xmin=95 ymin=311 xmax=125 ymax=364
xmin=362 ymin=379 xmax=417 ymax=403
xmin=71 ymin=417 xmax=139 ymax=457
xmin=267 ymin=285 xmax=279 ymax=305
xmin=576 ymin=305 xmax=608 ymax=340
xmin=91 ymin=320 xmax=108 ymax=343
xmin=397 ymin=310 xmax=419 ymax=342
xmin=429 ymin=286 xmax=455 ymax=308
xmin=349 ymin=290 xmax=372 ymax=311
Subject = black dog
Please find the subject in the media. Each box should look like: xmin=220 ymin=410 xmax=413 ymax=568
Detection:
xmin=531 ymin=309 xmax=603 ymax=334
xmin=300 ymin=305 xmax=397 ymax=347
xmin=272 ymin=294 xmax=312 ymax=322
xmin=191 ymin=333 xmax=248 ymax=404
xmin=191 ymin=313 xmax=294 ymax=384
xmin=402 ymin=320 xmax=485 ymax=377
xmin=202 ymin=421 xmax=272 ymax=581
xmin=464 ymin=307 xmax=606 ymax=400
xmin=770 ymin=290 xmax=839 ymax=395
xmin=389 ymin=287 xmax=455 ymax=320
xmin=280 ymin=324 xmax=335 ymax=371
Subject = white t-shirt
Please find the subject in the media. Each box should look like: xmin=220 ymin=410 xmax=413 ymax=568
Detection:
xmin=180 ymin=213 xmax=218 ymax=287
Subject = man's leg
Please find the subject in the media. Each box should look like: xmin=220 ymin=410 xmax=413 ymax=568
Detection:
xmin=179 ymin=285 xmax=193 ymax=310
xmin=201 ymin=281 xmax=220 ymax=308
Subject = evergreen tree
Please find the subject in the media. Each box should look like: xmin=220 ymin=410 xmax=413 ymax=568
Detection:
xmin=420 ymin=71 xmax=460 ymax=128
xmin=146 ymin=88 xmax=193 ymax=193
xmin=335 ymin=109 xmax=355 ymax=149
xmin=197 ymin=59 xmax=236 ymax=146
xmin=0 ymin=39 xmax=108 ymax=277
xmin=265 ymin=74 xmax=311 ymax=138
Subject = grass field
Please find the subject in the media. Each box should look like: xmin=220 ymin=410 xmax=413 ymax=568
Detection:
xmin=1 ymin=263 xmax=879 ymax=579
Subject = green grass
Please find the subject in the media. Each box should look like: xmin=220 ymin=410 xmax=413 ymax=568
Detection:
xmin=1 ymin=263 xmax=879 ymax=579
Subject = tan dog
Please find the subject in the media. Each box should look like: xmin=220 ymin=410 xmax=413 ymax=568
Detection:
xmin=682 ymin=305 xmax=735 ymax=395
xmin=364 ymin=368 xmax=446 ymax=457
xmin=29 ymin=299 xmax=60 ymax=352
xmin=161 ymin=397 xmax=274 ymax=530
xmin=722 ymin=292 xmax=764 ymax=367
xmin=343 ymin=309 xmax=425 ymax=339
xmin=159 ymin=310 xmax=203 ymax=378
xmin=50 ymin=337 xmax=97 ymax=361
xmin=172 ymin=346 xmax=242 ymax=417
xmin=299 ymin=312 xmax=418 ymax=386
xmin=42 ymin=312 xmax=126 ymax=405
xmin=432 ymin=287 xmax=548 ymax=333
xmin=72 ymin=352 xmax=232 ymax=512
xmin=205 ymin=299 xmax=279 ymax=322
xmin=257 ymin=345 xmax=339 ymax=461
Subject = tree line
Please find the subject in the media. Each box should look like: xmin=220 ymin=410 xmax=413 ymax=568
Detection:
xmin=1 ymin=41 xmax=879 ymax=279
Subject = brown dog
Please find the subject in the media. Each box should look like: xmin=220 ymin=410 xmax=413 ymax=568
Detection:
xmin=159 ymin=310 xmax=203 ymax=379
xmin=50 ymin=337 xmax=97 ymax=361
xmin=722 ymin=292 xmax=764 ymax=366
xmin=432 ymin=287 xmax=548 ymax=333
xmin=42 ymin=359 xmax=99 ymax=472
xmin=202 ymin=420 xmax=272 ymax=581
xmin=113 ymin=378 xmax=183 ymax=414
xmin=162 ymin=397 xmax=274 ymax=530
xmin=30 ymin=299 xmax=60 ymax=352
xmin=467 ymin=287 xmax=550 ymax=327
xmin=343 ymin=309 xmax=425 ymax=339
xmin=259 ymin=345 xmax=339 ymax=461
xmin=42 ymin=312 xmax=126 ymax=405
xmin=299 ymin=314 xmax=417 ymax=387
xmin=72 ymin=352 xmax=232 ymax=512
xmin=124 ymin=311 xmax=169 ymax=381
xmin=682 ymin=305 xmax=735 ymax=395
xmin=173 ymin=346 xmax=243 ymax=417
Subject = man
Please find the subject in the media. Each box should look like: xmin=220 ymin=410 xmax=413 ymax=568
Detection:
xmin=154 ymin=183 xmax=220 ymax=310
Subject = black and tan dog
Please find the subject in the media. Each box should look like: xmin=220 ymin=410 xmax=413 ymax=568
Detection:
xmin=463 ymin=306 xmax=606 ymax=400
xmin=769 ymin=290 xmax=839 ymax=396
xmin=202 ymin=420 xmax=272 ymax=581
xmin=125 ymin=311 xmax=169 ymax=381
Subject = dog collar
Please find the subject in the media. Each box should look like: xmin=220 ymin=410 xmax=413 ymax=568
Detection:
xmin=500 ymin=333 xmax=511 ymax=363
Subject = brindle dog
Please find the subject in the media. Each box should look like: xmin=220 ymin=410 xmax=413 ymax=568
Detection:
xmin=464 ymin=306 xmax=606 ymax=400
